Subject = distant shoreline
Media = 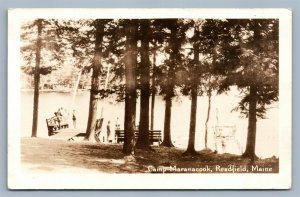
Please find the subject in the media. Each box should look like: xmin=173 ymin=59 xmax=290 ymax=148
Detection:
xmin=20 ymin=89 xmax=90 ymax=93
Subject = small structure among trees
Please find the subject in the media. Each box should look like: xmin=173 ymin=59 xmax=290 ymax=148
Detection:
xmin=214 ymin=125 xmax=242 ymax=154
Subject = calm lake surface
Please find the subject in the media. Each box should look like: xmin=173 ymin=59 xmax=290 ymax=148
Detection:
xmin=20 ymin=89 xmax=278 ymax=158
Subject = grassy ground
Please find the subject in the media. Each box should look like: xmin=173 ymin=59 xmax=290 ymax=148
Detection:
xmin=21 ymin=137 xmax=279 ymax=173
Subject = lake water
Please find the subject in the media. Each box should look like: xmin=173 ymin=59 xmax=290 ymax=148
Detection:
xmin=20 ymin=89 xmax=278 ymax=158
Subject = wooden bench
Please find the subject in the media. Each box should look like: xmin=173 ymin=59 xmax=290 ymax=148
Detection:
xmin=115 ymin=129 xmax=162 ymax=145
xmin=46 ymin=116 xmax=69 ymax=136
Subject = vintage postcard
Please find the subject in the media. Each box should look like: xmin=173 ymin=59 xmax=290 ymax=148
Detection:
xmin=7 ymin=8 xmax=292 ymax=189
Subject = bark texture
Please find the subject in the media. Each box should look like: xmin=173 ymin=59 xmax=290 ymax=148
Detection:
xmin=31 ymin=19 xmax=42 ymax=138
xmin=242 ymin=85 xmax=258 ymax=160
xmin=85 ymin=20 xmax=105 ymax=141
xmin=123 ymin=20 xmax=138 ymax=155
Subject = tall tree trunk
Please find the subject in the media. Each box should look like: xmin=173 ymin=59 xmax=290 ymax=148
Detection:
xmin=136 ymin=20 xmax=151 ymax=149
xmin=184 ymin=85 xmax=198 ymax=155
xmin=150 ymin=52 xmax=156 ymax=131
xmin=160 ymin=90 xmax=174 ymax=147
xmin=160 ymin=20 xmax=180 ymax=148
xmin=31 ymin=19 xmax=42 ymax=138
xmin=123 ymin=20 xmax=138 ymax=155
xmin=85 ymin=20 xmax=104 ymax=141
xmin=184 ymin=26 xmax=200 ymax=154
xmin=242 ymin=85 xmax=258 ymax=160
xmin=204 ymin=81 xmax=212 ymax=149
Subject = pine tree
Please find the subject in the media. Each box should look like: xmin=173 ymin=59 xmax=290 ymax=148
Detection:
xmin=21 ymin=19 xmax=64 ymax=137
xmin=85 ymin=20 xmax=111 ymax=141
xmin=155 ymin=19 xmax=189 ymax=147
xmin=135 ymin=19 xmax=152 ymax=150
xmin=216 ymin=19 xmax=279 ymax=159
xmin=57 ymin=19 xmax=113 ymax=141
xmin=183 ymin=21 xmax=201 ymax=155
xmin=123 ymin=19 xmax=138 ymax=155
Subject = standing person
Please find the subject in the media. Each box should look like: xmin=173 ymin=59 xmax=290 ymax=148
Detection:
xmin=72 ymin=110 xmax=77 ymax=129
xmin=107 ymin=121 xmax=111 ymax=143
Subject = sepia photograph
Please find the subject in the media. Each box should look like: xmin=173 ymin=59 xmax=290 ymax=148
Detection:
xmin=7 ymin=8 xmax=292 ymax=189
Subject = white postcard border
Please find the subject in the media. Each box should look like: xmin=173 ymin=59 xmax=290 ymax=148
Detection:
xmin=7 ymin=8 xmax=292 ymax=189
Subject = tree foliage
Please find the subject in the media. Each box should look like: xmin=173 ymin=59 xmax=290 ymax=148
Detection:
xmin=216 ymin=19 xmax=279 ymax=119
xmin=20 ymin=18 xmax=279 ymax=157
xmin=20 ymin=19 xmax=65 ymax=76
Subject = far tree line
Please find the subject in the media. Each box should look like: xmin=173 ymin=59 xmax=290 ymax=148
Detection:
xmin=21 ymin=18 xmax=279 ymax=159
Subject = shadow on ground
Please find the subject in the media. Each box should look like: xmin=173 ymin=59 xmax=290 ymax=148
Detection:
xmin=21 ymin=138 xmax=279 ymax=173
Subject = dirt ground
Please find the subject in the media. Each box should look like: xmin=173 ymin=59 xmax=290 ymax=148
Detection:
xmin=21 ymin=137 xmax=279 ymax=173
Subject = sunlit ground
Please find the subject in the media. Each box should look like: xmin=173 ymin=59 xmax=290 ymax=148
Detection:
xmin=21 ymin=138 xmax=279 ymax=174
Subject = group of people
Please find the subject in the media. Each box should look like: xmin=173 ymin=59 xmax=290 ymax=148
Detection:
xmin=95 ymin=117 xmax=121 ymax=143
xmin=54 ymin=107 xmax=77 ymax=128
xmin=54 ymin=107 xmax=68 ymax=126
xmin=101 ymin=118 xmax=119 ymax=143
xmin=55 ymin=106 xmax=121 ymax=143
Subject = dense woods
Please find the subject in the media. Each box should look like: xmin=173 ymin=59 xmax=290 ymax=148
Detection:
xmin=21 ymin=18 xmax=279 ymax=160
